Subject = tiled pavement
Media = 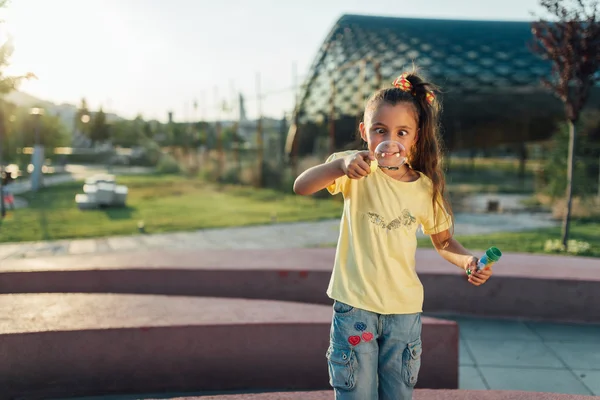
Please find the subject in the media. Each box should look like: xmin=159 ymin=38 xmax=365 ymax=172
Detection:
xmin=443 ymin=315 xmax=600 ymax=396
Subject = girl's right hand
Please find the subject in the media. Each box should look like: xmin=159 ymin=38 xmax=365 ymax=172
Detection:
xmin=342 ymin=151 xmax=375 ymax=179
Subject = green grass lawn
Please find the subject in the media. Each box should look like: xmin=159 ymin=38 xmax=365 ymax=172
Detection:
xmin=416 ymin=218 xmax=600 ymax=258
xmin=2 ymin=172 xmax=597 ymax=258
xmin=0 ymin=174 xmax=343 ymax=243
xmin=316 ymin=219 xmax=599 ymax=258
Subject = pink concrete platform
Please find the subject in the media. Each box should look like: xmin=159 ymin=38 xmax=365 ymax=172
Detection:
xmin=161 ymin=390 xmax=596 ymax=399
xmin=0 ymin=293 xmax=458 ymax=399
xmin=2 ymin=248 xmax=598 ymax=323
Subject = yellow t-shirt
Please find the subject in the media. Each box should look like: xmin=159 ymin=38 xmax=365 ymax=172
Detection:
xmin=326 ymin=150 xmax=452 ymax=315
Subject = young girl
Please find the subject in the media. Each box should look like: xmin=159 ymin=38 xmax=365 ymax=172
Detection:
xmin=293 ymin=71 xmax=493 ymax=399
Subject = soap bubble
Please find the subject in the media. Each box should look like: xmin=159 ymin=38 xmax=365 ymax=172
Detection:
xmin=374 ymin=141 xmax=407 ymax=169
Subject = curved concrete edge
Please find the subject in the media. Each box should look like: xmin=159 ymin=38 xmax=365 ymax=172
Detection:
xmin=2 ymin=248 xmax=598 ymax=323
xmin=2 ymin=248 xmax=599 ymax=278
xmin=157 ymin=390 xmax=596 ymax=400
xmin=421 ymin=274 xmax=600 ymax=323
xmin=0 ymin=294 xmax=458 ymax=399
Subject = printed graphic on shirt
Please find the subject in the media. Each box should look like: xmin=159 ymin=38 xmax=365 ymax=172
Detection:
xmin=367 ymin=209 xmax=417 ymax=231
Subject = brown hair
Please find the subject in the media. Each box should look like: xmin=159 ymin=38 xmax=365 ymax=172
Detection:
xmin=363 ymin=70 xmax=453 ymax=236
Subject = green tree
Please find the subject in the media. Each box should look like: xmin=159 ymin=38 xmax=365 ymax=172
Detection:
xmin=19 ymin=109 xmax=70 ymax=148
xmin=0 ymin=99 xmax=18 ymax=163
xmin=143 ymin=121 xmax=154 ymax=138
xmin=111 ymin=120 xmax=138 ymax=147
xmin=89 ymin=107 xmax=110 ymax=144
xmin=540 ymin=113 xmax=600 ymax=198
xmin=221 ymin=125 xmax=243 ymax=149
xmin=531 ymin=0 xmax=600 ymax=249
xmin=75 ymin=98 xmax=91 ymax=138
xmin=111 ymin=115 xmax=157 ymax=147
xmin=168 ymin=123 xmax=188 ymax=147
xmin=192 ymin=121 xmax=209 ymax=146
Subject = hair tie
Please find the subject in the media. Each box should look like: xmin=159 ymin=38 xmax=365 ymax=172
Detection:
xmin=392 ymin=73 xmax=436 ymax=105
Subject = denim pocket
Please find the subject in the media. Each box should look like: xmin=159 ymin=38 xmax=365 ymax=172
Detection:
xmin=333 ymin=300 xmax=355 ymax=314
xmin=326 ymin=344 xmax=356 ymax=390
xmin=402 ymin=338 xmax=422 ymax=387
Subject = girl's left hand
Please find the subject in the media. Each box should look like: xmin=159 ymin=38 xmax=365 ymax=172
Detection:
xmin=465 ymin=256 xmax=493 ymax=286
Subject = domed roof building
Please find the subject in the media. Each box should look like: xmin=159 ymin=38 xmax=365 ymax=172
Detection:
xmin=285 ymin=14 xmax=573 ymax=160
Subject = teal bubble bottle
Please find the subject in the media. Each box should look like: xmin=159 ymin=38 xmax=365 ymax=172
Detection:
xmin=477 ymin=246 xmax=502 ymax=271
xmin=467 ymin=247 xmax=502 ymax=276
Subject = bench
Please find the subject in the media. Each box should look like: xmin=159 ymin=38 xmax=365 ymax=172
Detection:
xmin=75 ymin=174 xmax=128 ymax=209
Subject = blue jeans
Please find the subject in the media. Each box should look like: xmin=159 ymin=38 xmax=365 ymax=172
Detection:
xmin=326 ymin=300 xmax=423 ymax=400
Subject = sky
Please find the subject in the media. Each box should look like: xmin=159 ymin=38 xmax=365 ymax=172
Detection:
xmin=0 ymin=0 xmax=544 ymax=122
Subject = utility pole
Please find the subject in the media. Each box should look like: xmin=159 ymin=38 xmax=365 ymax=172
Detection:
xmin=29 ymin=107 xmax=45 ymax=192
xmin=0 ymin=109 xmax=5 ymax=218
xmin=214 ymin=86 xmax=223 ymax=181
xmin=256 ymin=72 xmax=264 ymax=187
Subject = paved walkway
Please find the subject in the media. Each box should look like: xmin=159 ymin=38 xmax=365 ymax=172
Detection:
xmin=445 ymin=315 xmax=600 ymax=396
xmin=0 ymin=210 xmax=559 ymax=260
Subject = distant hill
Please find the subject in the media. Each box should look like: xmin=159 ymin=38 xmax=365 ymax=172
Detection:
xmin=3 ymin=91 xmax=124 ymax=129
xmin=2 ymin=91 xmax=286 ymax=134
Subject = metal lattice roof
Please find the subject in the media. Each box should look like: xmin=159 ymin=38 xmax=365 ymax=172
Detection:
xmin=287 ymin=14 xmax=558 ymax=155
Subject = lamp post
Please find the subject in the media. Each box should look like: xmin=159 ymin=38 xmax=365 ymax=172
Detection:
xmin=0 ymin=114 xmax=7 ymax=217
xmin=0 ymin=115 xmax=18 ymax=218
xmin=29 ymin=107 xmax=45 ymax=192
xmin=78 ymin=113 xmax=90 ymax=149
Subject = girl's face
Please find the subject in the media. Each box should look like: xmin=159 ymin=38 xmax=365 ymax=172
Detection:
xmin=359 ymin=102 xmax=419 ymax=157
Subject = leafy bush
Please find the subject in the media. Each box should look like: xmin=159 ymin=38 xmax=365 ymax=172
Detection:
xmin=156 ymin=154 xmax=181 ymax=174
xmin=537 ymin=111 xmax=600 ymax=198
xmin=544 ymin=239 xmax=592 ymax=255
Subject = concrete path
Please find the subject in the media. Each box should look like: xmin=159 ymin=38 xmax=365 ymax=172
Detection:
xmin=0 ymin=210 xmax=560 ymax=260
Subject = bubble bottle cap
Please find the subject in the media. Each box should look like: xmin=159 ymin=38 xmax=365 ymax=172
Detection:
xmin=485 ymin=247 xmax=502 ymax=262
